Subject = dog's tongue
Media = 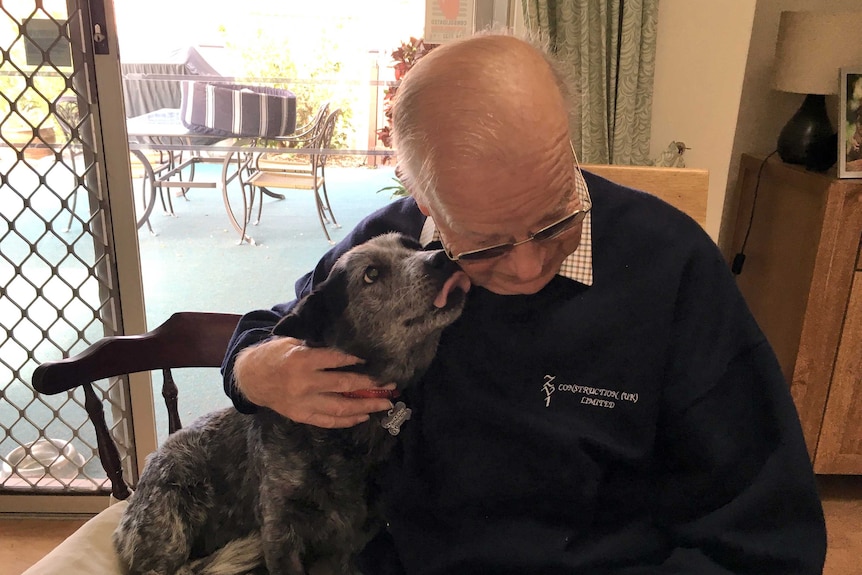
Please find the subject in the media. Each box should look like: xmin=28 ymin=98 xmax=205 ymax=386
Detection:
xmin=434 ymin=271 xmax=471 ymax=309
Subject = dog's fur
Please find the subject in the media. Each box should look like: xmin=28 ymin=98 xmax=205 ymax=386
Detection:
xmin=113 ymin=233 xmax=468 ymax=575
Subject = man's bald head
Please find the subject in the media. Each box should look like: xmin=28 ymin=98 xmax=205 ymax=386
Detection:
xmin=391 ymin=34 xmax=574 ymax=216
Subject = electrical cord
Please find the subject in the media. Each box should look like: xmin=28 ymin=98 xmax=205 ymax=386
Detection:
xmin=732 ymin=150 xmax=778 ymax=275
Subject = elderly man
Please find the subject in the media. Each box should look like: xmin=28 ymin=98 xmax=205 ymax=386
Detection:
xmin=223 ymin=34 xmax=826 ymax=574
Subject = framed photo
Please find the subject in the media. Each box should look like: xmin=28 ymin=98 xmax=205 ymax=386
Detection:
xmin=839 ymin=67 xmax=862 ymax=178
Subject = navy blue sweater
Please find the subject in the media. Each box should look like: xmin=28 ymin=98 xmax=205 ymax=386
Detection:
xmin=222 ymin=172 xmax=826 ymax=574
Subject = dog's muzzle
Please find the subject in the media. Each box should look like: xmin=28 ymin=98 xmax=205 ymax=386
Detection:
xmin=424 ymin=250 xmax=471 ymax=309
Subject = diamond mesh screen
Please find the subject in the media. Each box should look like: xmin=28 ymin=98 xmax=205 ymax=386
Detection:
xmin=0 ymin=0 xmax=133 ymax=494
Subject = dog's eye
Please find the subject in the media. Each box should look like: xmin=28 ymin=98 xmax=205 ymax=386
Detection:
xmin=363 ymin=267 xmax=379 ymax=284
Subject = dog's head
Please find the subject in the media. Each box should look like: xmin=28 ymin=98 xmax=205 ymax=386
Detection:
xmin=273 ymin=233 xmax=470 ymax=387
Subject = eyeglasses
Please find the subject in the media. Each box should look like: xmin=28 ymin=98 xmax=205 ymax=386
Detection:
xmin=441 ymin=149 xmax=591 ymax=262
xmin=441 ymin=203 xmax=591 ymax=262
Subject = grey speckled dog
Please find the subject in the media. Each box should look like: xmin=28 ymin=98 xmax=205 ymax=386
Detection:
xmin=113 ymin=233 xmax=470 ymax=575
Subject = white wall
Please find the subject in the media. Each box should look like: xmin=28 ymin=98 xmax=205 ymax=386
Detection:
xmin=651 ymin=0 xmax=862 ymax=249
xmin=650 ymin=0 xmax=756 ymax=242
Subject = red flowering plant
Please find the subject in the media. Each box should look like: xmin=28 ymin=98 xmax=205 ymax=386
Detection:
xmin=376 ymin=37 xmax=431 ymax=150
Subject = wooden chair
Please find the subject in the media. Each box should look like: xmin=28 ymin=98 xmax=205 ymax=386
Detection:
xmin=23 ymin=312 xmax=241 ymax=574
xmin=31 ymin=312 xmax=241 ymax=501
xmin=582 ymin=164 xmax=709 ymax=229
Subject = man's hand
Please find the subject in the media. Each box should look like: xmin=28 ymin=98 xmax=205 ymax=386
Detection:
xmin=233 ymin=337 xmax=394 ymax=428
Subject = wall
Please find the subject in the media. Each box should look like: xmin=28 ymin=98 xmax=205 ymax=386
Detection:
xmin=650 ymin=0 xmax=756 ymax=242
xmin=651 ymin=0 xmax=862 ymax=249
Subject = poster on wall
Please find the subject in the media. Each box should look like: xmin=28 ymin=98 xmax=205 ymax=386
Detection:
xmin=425 ymin=0 xmax=475 ymax=44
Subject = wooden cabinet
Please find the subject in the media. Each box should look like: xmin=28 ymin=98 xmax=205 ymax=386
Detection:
xmin=728 ymin=154 xmax=862 ymax=474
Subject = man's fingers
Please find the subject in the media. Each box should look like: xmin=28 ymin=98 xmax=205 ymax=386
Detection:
xmin=300 ymin=395 xmax=393 ymax=429
xmin=270 ymin=393 xmax=392 ymax=427
xmin=320 ymin=394 xmax=393 ymax=417
xmin=305 ymin=413 xmax=371 ymax=429
xmin=241 ymin=337 xmax=395 ymax=428
xmin=316 ymin=369 xmax=392 ymax=394
xmin=294 ymin=343 xmax=366 ymax=369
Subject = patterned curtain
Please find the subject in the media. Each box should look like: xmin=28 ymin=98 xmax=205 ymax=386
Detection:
xmin=522 ymin=0 xmax=659 ymax=165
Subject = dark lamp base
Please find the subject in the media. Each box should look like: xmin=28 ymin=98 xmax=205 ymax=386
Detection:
xmin=777 ymin=93 xmax=837 ymax=172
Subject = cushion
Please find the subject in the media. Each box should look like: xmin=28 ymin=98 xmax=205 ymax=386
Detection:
xmin=180 ymin=81 xmax=297 ymax=139
xmin=21 ymin=500 xmax=337 ymax=574
xmin=22 ymin=501 xmax=127 ymax=575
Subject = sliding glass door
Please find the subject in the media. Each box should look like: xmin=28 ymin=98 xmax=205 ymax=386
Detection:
xmin=0 ymin=0 xmax=151 ymax=513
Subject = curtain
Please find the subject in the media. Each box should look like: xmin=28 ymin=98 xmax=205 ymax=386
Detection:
xmin=522 ymin=0 xmax=658 ymax=165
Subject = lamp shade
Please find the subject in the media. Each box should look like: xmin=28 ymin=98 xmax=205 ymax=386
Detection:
xmin=773 ymin=10 xmax=862 ymax=95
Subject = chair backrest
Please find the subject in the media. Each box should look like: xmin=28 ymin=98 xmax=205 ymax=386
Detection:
xmin=306 ymin=101 xmax=331 ymax=140
xmin=54 ymin=95 xmax=80 ymax=141
xmin=315 ymin=108 xmax=341 ymax=169
xmin=31 ymin=312 xmax=241 ymax=499
xmin=280 ymin=101 xmax=330 ymax=148
xmin=582 ymin=164 xmax=709 ymax=229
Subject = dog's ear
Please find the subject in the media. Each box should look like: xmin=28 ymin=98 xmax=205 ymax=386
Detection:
xmin=272 ymin=271 xmax=348 ymax=346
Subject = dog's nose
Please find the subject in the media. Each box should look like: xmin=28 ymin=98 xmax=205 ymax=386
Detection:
xmin=423 ymin=250 xmax=461 ymax=284
xmin=425 ymin=249 xmax=453 ymax=270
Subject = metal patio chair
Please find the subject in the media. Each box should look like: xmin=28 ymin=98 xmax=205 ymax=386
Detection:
xmin=245 ymin=107 xmax=343 ymax=243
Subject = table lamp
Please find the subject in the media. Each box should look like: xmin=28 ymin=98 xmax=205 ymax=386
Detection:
xmin=772 ymin=10 xmax=862 ymax=171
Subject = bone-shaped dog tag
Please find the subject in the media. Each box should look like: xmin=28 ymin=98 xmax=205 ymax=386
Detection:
xmin=381 ymin=401 xmax=412 ymax=436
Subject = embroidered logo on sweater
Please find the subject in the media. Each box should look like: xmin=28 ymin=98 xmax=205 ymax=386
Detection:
xmin=542 ymin=375 xmax=639 ymax=409
xmin=542 ymin=376 xmax=556 ymax=407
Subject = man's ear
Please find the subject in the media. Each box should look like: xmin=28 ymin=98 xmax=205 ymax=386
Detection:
xmin=272 ymin=272 xmax=348 ymax=346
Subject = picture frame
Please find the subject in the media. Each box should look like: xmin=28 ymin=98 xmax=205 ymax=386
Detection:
xmin=839 ymin=67 xmax=862 ymax=178
xmin=424 ymin=0 xmax=475 ymax=44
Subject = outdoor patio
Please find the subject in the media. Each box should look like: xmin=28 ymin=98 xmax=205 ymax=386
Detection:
xmin=135 ymin=163 xmax=397 ymax=322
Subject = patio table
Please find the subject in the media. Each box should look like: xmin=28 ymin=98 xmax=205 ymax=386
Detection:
xmin=126 ymin=108 xmax=261 ymax=244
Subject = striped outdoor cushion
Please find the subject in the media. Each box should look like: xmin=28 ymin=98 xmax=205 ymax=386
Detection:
xmin=180 ymin=81 xmax=296 ymax=139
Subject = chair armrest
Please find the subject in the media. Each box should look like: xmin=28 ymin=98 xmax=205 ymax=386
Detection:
xmin=32 ymin=312 xmax=241 ymax=395
xmin=28 ymin=312 xmax=242 ymax=501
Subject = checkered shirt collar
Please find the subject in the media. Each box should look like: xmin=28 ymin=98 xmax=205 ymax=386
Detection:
xmin=418 ymin=167 xmax=594 ymax=286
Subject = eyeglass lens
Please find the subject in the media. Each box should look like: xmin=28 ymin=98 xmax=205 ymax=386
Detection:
xmin=456 ymin=210 xmax=587 ymax=261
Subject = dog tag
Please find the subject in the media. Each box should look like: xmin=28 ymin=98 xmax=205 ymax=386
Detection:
xmin=381 ymin=401 xmax=412 ymax=436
